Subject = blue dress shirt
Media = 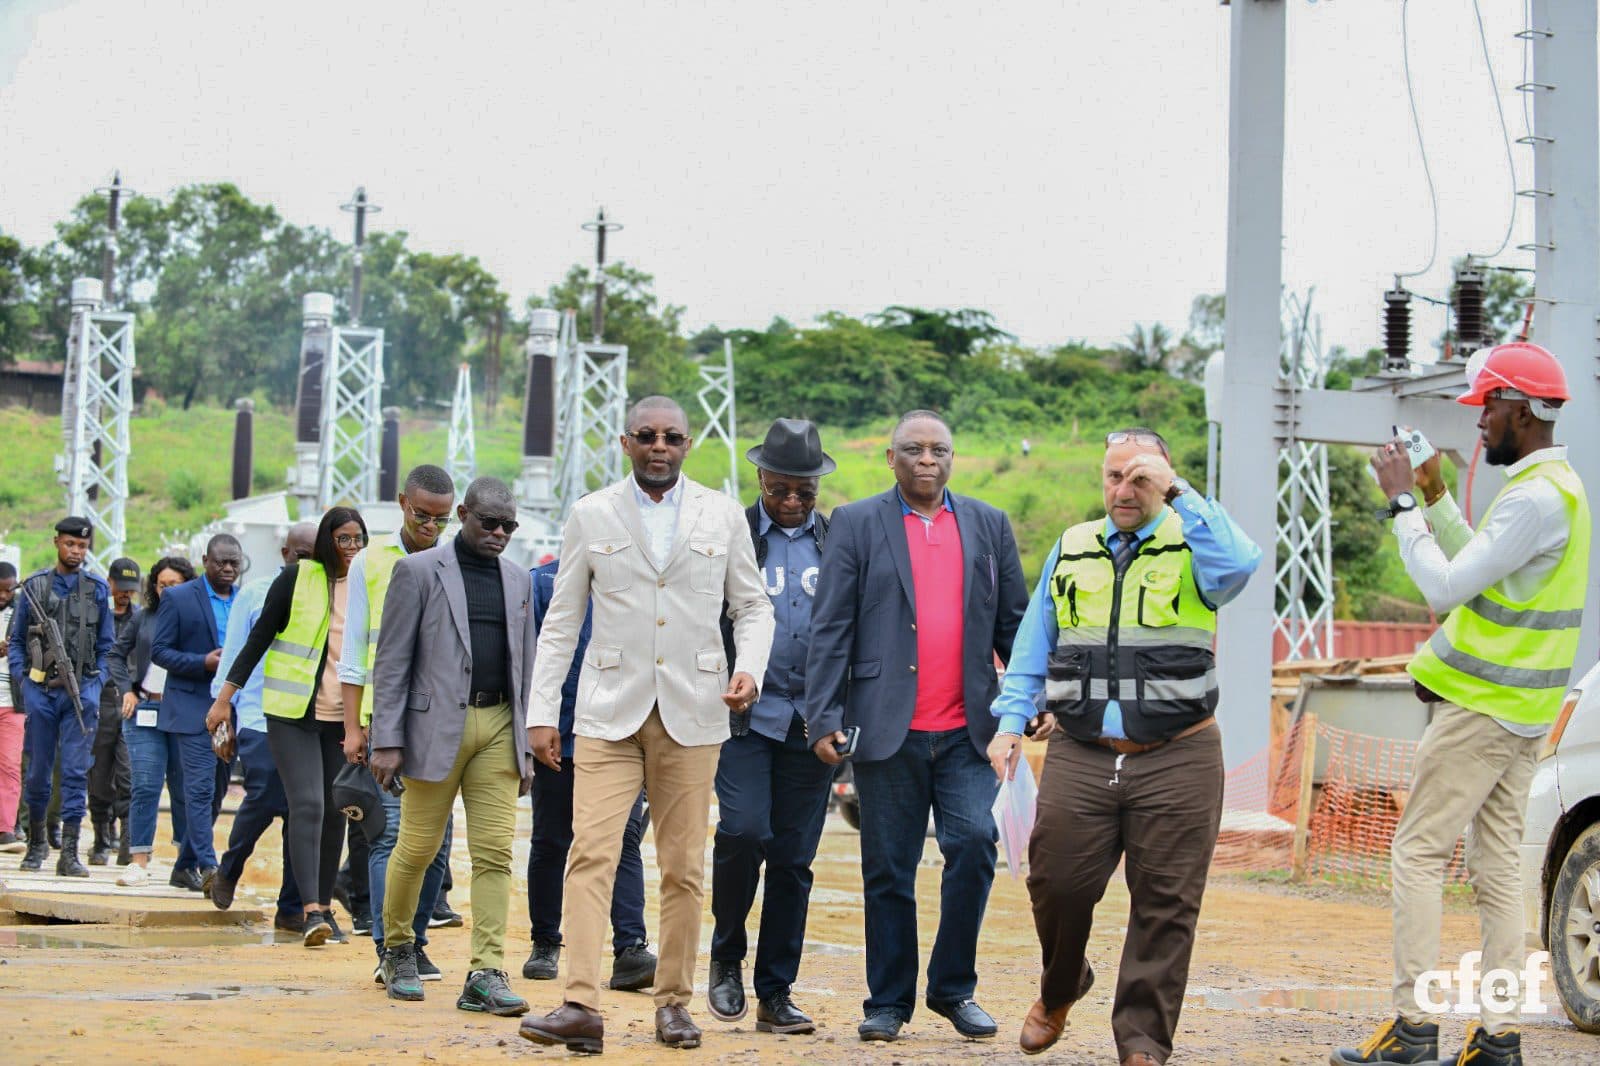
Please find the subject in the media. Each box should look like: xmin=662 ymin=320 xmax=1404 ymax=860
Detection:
xmin=212 ymin=571 xmax=275 ymax=733
xmin=991 ymin=490 xmax=1262 ymax=738
xmin=750 ymin=501 xmax=822 ymax=742
xmin=202 ymin=575 xmax=235 ymax=647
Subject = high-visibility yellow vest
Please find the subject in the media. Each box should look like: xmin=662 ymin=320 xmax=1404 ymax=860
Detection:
xmin=358 ymin=534 xmax=405 ymax=727
xmin=261 ymin=562 xmax=331 ymax=721
xmin=1409 ymin=459 xmax=1591 ymax=725
xmin=1046 ymin=513 xmax=1219 ymax=744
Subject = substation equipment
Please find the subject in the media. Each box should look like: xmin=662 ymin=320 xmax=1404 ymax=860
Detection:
xmin=1216 ymin=0 xmax=1599 ymax=768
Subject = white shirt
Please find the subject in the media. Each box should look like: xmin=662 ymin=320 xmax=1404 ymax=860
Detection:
xmin=337 ymin=538 xmax=413 ymax=686
xmin=0 ymin=605 xmax=12 ymax=708
xmin=633 ymin=475 xmax=685 ymax=569
xmin=1393 ymin=445 xmax=1575 ymax=736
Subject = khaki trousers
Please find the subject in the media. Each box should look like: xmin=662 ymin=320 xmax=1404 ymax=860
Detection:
xmin=383 ymin=703 xmax=520 ymax=972
xmin=564 ymin=708 xmax=719 ymax=1011
xmin=1391 ymin=701 xmax=1542 ymax=1031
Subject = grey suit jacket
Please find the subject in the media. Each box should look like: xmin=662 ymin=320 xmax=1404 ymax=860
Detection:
xmin=369 ymin=541 xmax=536 ymax=783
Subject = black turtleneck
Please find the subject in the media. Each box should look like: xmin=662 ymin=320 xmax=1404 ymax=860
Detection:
xmin=455 ymin=536 xmax=509 ymax=697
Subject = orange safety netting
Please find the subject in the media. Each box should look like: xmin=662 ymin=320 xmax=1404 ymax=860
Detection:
xmin=1212 ymin=716 xmax=1468 ymax=887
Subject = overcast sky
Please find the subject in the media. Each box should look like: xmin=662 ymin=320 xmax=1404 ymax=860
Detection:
xmin=0 ymin=0 xmax=1552 ymax=361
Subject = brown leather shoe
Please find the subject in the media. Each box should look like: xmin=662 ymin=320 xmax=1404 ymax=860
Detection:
xmin=1120 ymin=1053 xmax=1160 ymax=1066
xmin=519 ymin=1002 xmax=603 ymax=1054
xmin=1019 ymin=999 xmax=1072 ymax=1055
xmin=656 ymin=1004 xmax=702 ymax=1049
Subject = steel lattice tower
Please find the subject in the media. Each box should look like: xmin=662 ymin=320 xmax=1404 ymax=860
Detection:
xmin=57 ymin=278 xmax=135 ymax=573
xmin=552 ymin=310 xmax=628 ymax=516
xmin=447 ymin=362 xmax=477 ymax=495
xmin=1273 ymin=291 xmax=1335 ymax=662
xmin=695 ymin=338 xmax=739 ymax=499
xmin=317 ymin=322 xmax=385 ymax=507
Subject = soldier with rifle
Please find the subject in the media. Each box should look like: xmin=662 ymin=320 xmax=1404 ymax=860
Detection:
xmin=7 ymin=517 xmax=115 ymax=876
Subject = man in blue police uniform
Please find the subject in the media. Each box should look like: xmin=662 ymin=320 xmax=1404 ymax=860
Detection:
xmin=9 ymin=516 xmax=116 ymax=876
xmin=707 ymin=418 xmax=835 ymax=1036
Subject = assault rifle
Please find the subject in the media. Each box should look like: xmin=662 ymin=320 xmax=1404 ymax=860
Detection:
xmin=19 ymin=579 xmax=91 ymax=737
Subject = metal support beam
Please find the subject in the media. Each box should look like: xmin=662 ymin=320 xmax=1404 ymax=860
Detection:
xmin=56 ymin=278 xmax=134 ymax=573
xmin=553 ymin=311 xmax=628 ymax=517
xmin=1218 ymin=0 xmax=1285 ymax=769
xmin=446 ymin=362 xmax=477 ymax=496
xmin=1275 ymin=293 xmax=1335 ymax=662
xmin=696 ymin=338 xmax=739 ymax=499
xmin=1529 ymin=0 xmax=1600 ymax=666
xmin=317 ymin=324 xmax=385 ymax=508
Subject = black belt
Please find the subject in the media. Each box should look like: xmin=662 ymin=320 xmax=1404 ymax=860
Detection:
xmin=468 ymin=690 xmax=507 ymax=707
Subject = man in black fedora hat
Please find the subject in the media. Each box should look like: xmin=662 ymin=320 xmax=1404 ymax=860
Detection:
xmin=706 ymin=418 xmax=837 ymax=1036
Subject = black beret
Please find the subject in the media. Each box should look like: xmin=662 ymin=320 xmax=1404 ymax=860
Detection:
xmin=55 ymin=516 xmax=93 ymax=539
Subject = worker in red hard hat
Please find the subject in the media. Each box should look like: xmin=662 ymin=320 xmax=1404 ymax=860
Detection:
xmin=1334 ymin=339 xmax=1590 ymax=1066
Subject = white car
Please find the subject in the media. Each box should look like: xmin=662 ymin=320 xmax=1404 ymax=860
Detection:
xmin=1521 ymin=660 xmax=1600 ymax=1031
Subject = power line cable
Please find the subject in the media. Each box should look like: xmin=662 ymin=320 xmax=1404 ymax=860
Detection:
xmin=1466 ymin=0 xmax=1518 ymax=260
xmin=1397 ymin=0 xmax=1440 ymax=279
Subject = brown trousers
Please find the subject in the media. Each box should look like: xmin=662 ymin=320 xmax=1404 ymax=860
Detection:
xmin=563 ymin=708 xmax=719 ymax=1011
xmin=1026 ymin=725 xmax=1224 ymax=1065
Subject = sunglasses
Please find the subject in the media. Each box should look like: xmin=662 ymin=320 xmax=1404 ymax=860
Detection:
xmin=628 ymin=429 xmax=689 ymax=447
xmin=408 ymin=507 xmax=452 ymax=530
xmin=334 ymin=534 xmax=369 ymax=549
xmin=471 ymin=511 xmax=520 ymax=534
xmin=761 ymin=484 xmax=819 ymax=503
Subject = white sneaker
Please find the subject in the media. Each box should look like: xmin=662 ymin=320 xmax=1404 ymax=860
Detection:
xmin=116 ymin=864 xmax=150 ymax=887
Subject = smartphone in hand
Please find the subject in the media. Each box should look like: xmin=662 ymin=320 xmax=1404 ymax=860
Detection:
xmin=833 ymin=726 xmax=861 ymax=759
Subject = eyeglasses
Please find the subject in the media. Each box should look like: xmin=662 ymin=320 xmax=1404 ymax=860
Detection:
xmin=289 ymin=548 xmax=313 ymax=560
xmin=470 ymin=511 xmax=520 ymax=534
xmin=761 ymin=484 xmax=819 ymax=503
xmin=334 ymin=534 xmax=369 ymax=549
xmin=628 ymin=429 xmax=689 ymax=447
xmin=1106 ymin=430 xmax=1167 ymax=451
xmin=408 ymin=508 xmax=452 ymax=530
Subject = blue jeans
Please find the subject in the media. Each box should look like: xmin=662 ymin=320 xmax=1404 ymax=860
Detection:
xmin=164 ymin=728 xmax=220 ymax=870
xmin=852 ymin=727 xmax=999 ymax=1020
xmin=218 ymin=728 xmax=299 ymax=915
xmin=526 ymin=758 xmax=648 ymax=950
xmin=710 ymin=714 xmax=833 ymax=998
xmin=369 ymin=784 xmax=451 ymax=958
xmin=23 ymin=686 xmax=99 ymax=823
xmin=123 ymin=706 xmax=189 ymax=860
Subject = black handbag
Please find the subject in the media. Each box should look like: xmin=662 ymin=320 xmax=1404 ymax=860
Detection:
xmin=331 ymin=760 xmax=387 ymax=843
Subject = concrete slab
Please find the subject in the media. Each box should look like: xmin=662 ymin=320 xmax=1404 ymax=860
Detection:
xmin=0 ymin=888 xmax=262 ymax=927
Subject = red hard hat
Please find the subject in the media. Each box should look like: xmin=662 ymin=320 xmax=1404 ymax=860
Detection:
xmin=1457 ymin=342 xmax=1569 ymax=407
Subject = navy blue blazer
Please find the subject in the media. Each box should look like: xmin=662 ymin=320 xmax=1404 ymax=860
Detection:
xmin=804 ymin=488 xmax=1028 ymax=763
xmin=151 ymin=577 xmax=224 ymax=735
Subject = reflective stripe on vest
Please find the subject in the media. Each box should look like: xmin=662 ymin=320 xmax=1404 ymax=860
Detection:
xmin=1408 ymin=460 xmax=1590 ymax=724
xmin=260 ymin=562 xmax=331 ymax=721
xmin=359 ymin=537 xmax=405 ymax=727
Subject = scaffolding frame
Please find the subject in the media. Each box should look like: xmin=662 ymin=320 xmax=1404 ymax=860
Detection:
xmin=317 ymin=325 xmax=385 ymax=507
xmin=553 ymin=311 xmax=628 ymax=516
xmin=1274 ymin=291 xmax=1335 ymax=662
xmin=447 ymin=361 xmax=477 ymax=495
xmin=696 ymin=338 xmax=739 ymax=498
xmin=58 ymin=281 xmax=135 ymax=574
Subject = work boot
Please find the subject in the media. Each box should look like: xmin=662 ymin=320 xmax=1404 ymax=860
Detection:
xmin=47 ymin=819 xmax=61 ymax=850
xmin=105 ymin=817 xmax=120 ymax=851
xmin=116 ymin=820 xmax=131 ymax=866
xmin=1331 ymin=1016 xmax=1440 ymax=1064
xmin=1442 ymin=1022 xmax=1520 ymax=1066
xmin=89 ymin=818 xmax=112 ymax=865
xmin=55 ymin=821 xmax=90 ymax=878
xmin=19 ymin=822 xmax=48 ymax=870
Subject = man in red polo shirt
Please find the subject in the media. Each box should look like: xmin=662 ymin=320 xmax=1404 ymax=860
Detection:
xmin=806 ymin=409 xmax=1030 ymax=1044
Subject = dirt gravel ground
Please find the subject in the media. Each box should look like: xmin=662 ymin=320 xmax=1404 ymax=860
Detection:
xmin=2 ymin=800 xmax=1598 ymax=1065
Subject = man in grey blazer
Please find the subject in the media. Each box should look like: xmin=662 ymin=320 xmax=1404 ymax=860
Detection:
xmin=519 ymin=396 xmax=775 ymax=1055
xmin=806 ymin=409 xmax=1029 ymax=1044
xmin=369 ymin=477 xmax=537 ymax=1018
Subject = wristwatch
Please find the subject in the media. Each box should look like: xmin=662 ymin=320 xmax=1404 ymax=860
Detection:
xmin=1164 ymin=477 xmax=1192 ymax=505
xmin=1375 ymin=491 xmax=1418 ymax=521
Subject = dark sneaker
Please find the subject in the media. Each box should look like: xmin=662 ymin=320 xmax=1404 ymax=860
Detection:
xmin=351 ymin=912 xmax=372 ymax=937
xmin=429 ymin=902 xmax=464 ymax=928
xmin=303 ymin=910 xmax=333 ymax=948
xmin=756 ymin=991 xmax=815 ymax=1035
xmin=926 ymin=996 xmax=998 ymax=1040
xmin=372 ymin=954 xmax=386 ymax=986
xmin=1331 ymin=1016 xmax=1441 ymax=1065
xmin=325 ymin=912 xmax=349 ymax=944
xmin=609 ymin=942 xmax=657 ymax=992
xmin=382 ymin=943 xmax=425 ymax=1002
xmin=457 ymin=968 xmax=529 ymax=1017
xmin=858 ymin=1011 xmax=904 ymax=1042
xmin=523 ymin=940 xmax=561 ymax=981
xmin=416 ymin=946 xmax=442 ymax=982
xmin=707 ymin=959 xmax=746 ymax=1021
xmin=1442 ymin=1022 xmax=1519 ymax=1066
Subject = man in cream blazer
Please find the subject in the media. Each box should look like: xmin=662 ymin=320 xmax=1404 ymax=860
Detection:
xmin=521 ymin=396 xmax=775 ymax=1055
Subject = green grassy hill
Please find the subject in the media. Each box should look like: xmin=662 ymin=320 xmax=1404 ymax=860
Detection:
xmin=2 ymin=402 xmax=1109 ymax=581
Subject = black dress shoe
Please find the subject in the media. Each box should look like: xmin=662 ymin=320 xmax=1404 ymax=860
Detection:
xmin=523 ymin=940 xmax=561 ymax=981
xmin=169 ymin=867 xmax=205 ymax=892
xmin=707 ymin=958 xmax=746 ymax=1021
xmin=609 ymin=941 xmax=657 ymax=992
xmin=756 ymin=991 xmax=815 ymax=1035
xmin=926 ymin=997 xmax=998 ymax=1040
xmin=858 ymin=1011 xmax=904 ymax=1042
xmin=520 ymin=1002 xmax=603 ymax=1054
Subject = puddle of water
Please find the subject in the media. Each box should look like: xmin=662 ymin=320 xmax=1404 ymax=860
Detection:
xmin=1186 ymin=986 xmax=1569 ymax=1027
xmin=0 ymin=926 xmax=283 ymax=950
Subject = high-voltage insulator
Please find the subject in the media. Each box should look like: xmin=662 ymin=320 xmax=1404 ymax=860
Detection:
xmin=1383 ymin=282 xmax=1412 ymax=372
xmin=1453 ymin=262 xmax=1487 ymax=357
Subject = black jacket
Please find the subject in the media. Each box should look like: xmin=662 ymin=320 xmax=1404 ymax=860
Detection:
xmin=721 ymin=501 xmax=829 ymax=673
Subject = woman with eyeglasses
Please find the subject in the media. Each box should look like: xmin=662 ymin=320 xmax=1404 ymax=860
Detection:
xmin=110 ymin=555 xmax=197 ymax=887
xmin=206 ymin=506 xmax=368 ymax=946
